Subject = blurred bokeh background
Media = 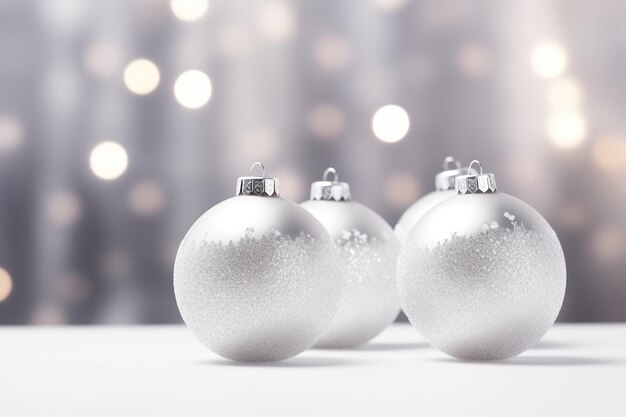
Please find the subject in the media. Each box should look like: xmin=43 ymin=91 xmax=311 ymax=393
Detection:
xmin=0 ymin=0 xmax=625 ymax=324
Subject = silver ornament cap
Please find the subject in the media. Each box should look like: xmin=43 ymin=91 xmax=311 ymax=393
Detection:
xmin=236 ymin=161 xmax=280 ymax=197
xmin=435 ymin=156 xmax=478 ymax=191
xmin=310 ymin=167 xmax=351 ymax=201
xmin=455 ymin=160 xmax=497 ymax=195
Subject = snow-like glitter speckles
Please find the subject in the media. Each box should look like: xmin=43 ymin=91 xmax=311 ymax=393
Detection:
xmin=398 ymin=220 xmax=566 ymax=360
xmin=174 ymin=228 xmax=341 ymax=362
xmin=315 ymin=229 xmax=400 ymax=348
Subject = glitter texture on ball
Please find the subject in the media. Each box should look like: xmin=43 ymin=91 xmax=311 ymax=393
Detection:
xmin=174 ymin=167 xmax=342 ymax=362
xmin=398 ymin=192 xmax=566 ymax=360
xmin=301 ymin=169 xmax=400 ymax=348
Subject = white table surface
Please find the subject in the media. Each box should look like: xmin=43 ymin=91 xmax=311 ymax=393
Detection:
xmin=0 ymin=324 xmax=624 ymax=416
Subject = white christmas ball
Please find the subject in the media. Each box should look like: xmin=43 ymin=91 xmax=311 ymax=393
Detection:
xmin=301 ymin=199 xmax=400 ymax=348
xmin=394 ymin=189 xmax=456 ymax=244
xmin=174 ymin=195 xmax=341 ymax=362
xmin=398 ymin=192 xmax=566 ymax=360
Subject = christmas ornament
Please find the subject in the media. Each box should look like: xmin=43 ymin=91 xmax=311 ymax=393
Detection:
xmin=397 ymin=160 xmax=566 ymax=361
xmin=301 ymin=168 xmax=400 ymax=348
xmin=174 ymin=162 xmax=341 ymax=362
xmin=395 ymin=157 xmax=475 ymax=244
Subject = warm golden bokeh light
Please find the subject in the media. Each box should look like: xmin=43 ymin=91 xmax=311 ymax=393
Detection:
xmin=312 ymin=36 xmax=353 ymax=73
xmin=47 ymin=190 xmax=82 ymax=227
xmin=256 ymin=1 xmax=296 ymax=42
xmin=559 ymin=203 xmax=587 ymax=230
xmin=0 ymin=115 xmax=24 ymax=153
xmin=372 ymin=105 xmax=410 ymax=143
xmin=591 ymin=227 xmax=626 ymax=264
xmin=531 ymin=41 xmax=568 ymax=79
xmin=57 ymin=273 xmax=90 ymax=303
xmin=89 ymin=141 xmax=129 ymax=180
xmin=128 ymin=181 xmax=165 ymax=217
xmin=170 ymin=0 xmax=209 ymax=22
xmin=0 ymin=267 xmax=12 ymax=303
xmin=31 ymin=304 xmax=66 ymax=325
xmin=372 ymin=0 xmax=408 ymax=12
xmin=307 ymin=103 xmax=346 ymax=140
xmin=456 ymin=42 xmax=492 ymax=78
xmin=123 ymin=59 xmax=160 ymax=95
xmin=546 ymin=111 xmax=587 ymax=149
xmin=174 ymin=70 xmax=212 ymax=109
xmin=592 ymin=134 xmax=626 ymax=174
xmin=385 ymin=172 xmax=420 ymax=209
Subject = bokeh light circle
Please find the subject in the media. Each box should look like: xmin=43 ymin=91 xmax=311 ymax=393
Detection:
xmin=531 ymin=41 xmax=568 ymax=79
xmin=372 ymin=0 xmax=408 ymax=12
xmin=591 ymin=227 xmax=626 ymax=264
xmin=128 ymin=180 xmax=166 ymax=217
xmin=47 ymin=191 xmax=82 ymax=227
xmin=372 ymin=105 xmax=410 ymax=143
xmin=0 ymin=267 xmax=12 ymax=303
xmin=170 ymin=0 xmax=209 ymax=22
xmin=256 ymin=1 xmax=296 ymax=42
xmin=456 ymin=42 xmax=492 ymax=78
xmin=546 ymin=111 xmax=587 ymax=149
xmin=307 ymin=103 xmax=346 ymax=140
xmin=90 ymin=141 xmax=129 ymax=180
xmin=174 ymin=70 xmax=212 ymax=109
xmin=592 ymin=134 xmax=626 ymax=173
xmin=123 ymin=59 xmax=160 ymax=95
xmin=385 ymin=172 xmax=420 ymax=209
xmin=312 ymin=36 xmax=353 ymax=73
xmin=0 ymin=115 xmax=24 ymax=153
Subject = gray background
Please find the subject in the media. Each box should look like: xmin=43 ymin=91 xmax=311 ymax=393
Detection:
xmin=0 ymin=0 xmax=625 ymax=324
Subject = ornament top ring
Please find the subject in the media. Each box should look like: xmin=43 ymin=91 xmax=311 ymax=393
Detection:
xmin=455 ymin=159 xmax=497 ymax=194
xmin=323 ymin=167 xmax=339 ymax=183
xmin=235 ymin=161 xmax=280 ymax=197
xmin=434 ymin=156 xmax=478 ymax=191
xmin=443 ymin=156 xmax=462 ymax=171
xmin=250 ymin=161 xmax=265 ymax=177
xmin=310 ymin=167 xmax=351 ymax=201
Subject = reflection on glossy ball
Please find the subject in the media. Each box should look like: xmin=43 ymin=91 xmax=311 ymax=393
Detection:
xmin=301 ymin=200 xmax=400 ymax=348
xmin=394 ymin=189 xmax=456 ymax=244
xmin=397 ymin=193 xmax=566 ymax=360
xmin=174 ymin=196 xmax=341 ymax=362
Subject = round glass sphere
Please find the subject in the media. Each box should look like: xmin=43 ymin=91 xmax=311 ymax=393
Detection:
xmin=397 ymin=192 xmax=566 ymax=360
xmin=301 ymin=200 xmax=400 ymax=348
xmin=394 ymin=189 xmax=457 ymax=244
xmin=174 ymin=196 xmax=341 ymax=362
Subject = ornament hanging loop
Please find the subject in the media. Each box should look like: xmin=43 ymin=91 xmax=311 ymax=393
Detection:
xmin=455 ymin=159 xmax=496 ymax=194
xmin=468 ymin=160 xmax=483 ymax=175
xmin=236 ymin=162 xmax=279 ymax=196
xmin=435 ymin=157 xmax=473 ymax=191
xmin=443 ymin=156 xmax=461 ymax=171
xmin=310 ymin=167 xmax=351 ymax=201
xmin=250 ymin=161 xmax=265 ymax=178
xmin=323 ymin=167 xmax=338 ymax=183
